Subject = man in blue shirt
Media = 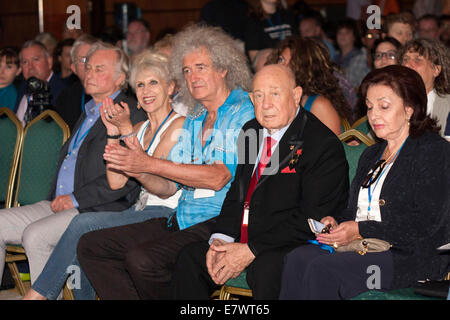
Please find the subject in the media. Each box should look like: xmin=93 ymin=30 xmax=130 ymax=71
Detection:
xmin=0 ymin=42 xmax=146 ymax=288
xmin=77 ymin=25 xmax=255 ymax=300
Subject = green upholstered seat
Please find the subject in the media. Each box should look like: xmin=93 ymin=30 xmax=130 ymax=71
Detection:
xmin=341 ymin=142 xmax=368 ymax=184
xmin=0 ymin=108 xmax=23 ymax=208
xmin=14 ymin=110 xmax=69 ymax=206
xmin=225 ymin=270 xmax=250 ymax=289
xmin=352 ymin=288 xmax=443 ymax=300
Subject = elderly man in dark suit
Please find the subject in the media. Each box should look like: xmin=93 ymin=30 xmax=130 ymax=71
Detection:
xmin=171 ymin=64 xmax=349 ymax=299
xmin=0 ymin=41 xmax=146 ymax=289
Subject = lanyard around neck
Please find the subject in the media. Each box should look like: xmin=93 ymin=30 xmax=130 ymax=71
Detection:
xmin=367 ymin=138 xmax=407 ymax=213
xmin=141 ymin=109 xmax=174 ymax=154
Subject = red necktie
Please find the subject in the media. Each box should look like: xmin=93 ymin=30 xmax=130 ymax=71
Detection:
xmin=240 ymin=136 xmax=275 ymax=243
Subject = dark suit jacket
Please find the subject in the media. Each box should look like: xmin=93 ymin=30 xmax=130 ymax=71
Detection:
xmin=14 ymin=72 xmax=67 ymax=112
xmin=336 ymin=131 xmax=450 ymax=288
xmin=47 ymin=91 xmax=147 ymax=213
xmin=214 ymin=108 xmax=349 ymax=256
xmin=51 ymin=79 xmax=90 ymax=132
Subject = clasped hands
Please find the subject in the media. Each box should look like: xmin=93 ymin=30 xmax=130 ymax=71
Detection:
xmin=206 ymin=239 xmax=255 ymax=285
xmin=315 ymin=216 xmax=361 ymax=247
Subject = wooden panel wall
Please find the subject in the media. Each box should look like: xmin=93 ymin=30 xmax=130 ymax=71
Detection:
xmin=0 ymin=0 xmax=416 ymax=48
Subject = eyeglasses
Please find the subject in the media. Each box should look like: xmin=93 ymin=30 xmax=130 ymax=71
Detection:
xmin=361 ymin=159 xmax=387 ymax=188
xmin=75 ymin=56 xmax=86 ymax=64
xmin=374 ymin=51 xmax=397 ymax=61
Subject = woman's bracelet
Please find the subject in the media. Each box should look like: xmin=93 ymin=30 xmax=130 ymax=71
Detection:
xmin=120 ymin=132 xmax=137 ymax=140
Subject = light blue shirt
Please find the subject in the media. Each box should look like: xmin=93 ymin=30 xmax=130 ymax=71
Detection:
xmin=168 ymin=88 xmax=255 ymax=230
xmin=54 ymin=90 xmax=121 ymax=207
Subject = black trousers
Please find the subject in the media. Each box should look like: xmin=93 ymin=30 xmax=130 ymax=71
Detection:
xmin=279 ymin=244 xmax=394 ymax=300
xmin=77 ymin=216 xmax=215 ymax=300
xmin=170 ymin=240 xmax=296 ymax=300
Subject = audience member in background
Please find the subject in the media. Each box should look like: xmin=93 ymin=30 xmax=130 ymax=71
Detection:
xmin=334 ymin=19 xmax=370 ymax=90
xmin=280 ymin=65 xmax=449 ymax=300
xmin=399 ymin=38 xmax=450 ymax=136
xmin=52 ymin=35 xmax=97 ymax=131
xmin=385 ymin=13 xmax=415 ymax=45
xmin=76 ymin=24 xmax=255 ymax=300
xmin=171 ymin=64 xmax=349 ymax=300
xmin=15 ymin=40 xmax=66 ymax=126
xmin=0 ymin=41 xmax=146 ymax=291
xmin=22 ymin=50 xmax=185 ymax=300
xmin=35 ymin=32 xmax=58 ymax=57
xmin=125 ymin=19 xmax=151 ymax=59
xmin=62 ymin=24 xmax=84 ymax=40
xmin=245 ymin=0 xmax=297 ymax=62
xmin=417 ymin=14 xmax=441 ymax=40
xmin=152 ymin=33 xmax=189 ymax=117
xmin=361 ymin=25 xmax=383 ymax=68
xmin=54 ymin=38 xmax=77 ymax=86
xmin=269 ymin=36 xmax=353 ymax=134
xmin=372 ymin=36 xmax=401 ymax=69
xmin=0 ymin=47 xmax=21 ymax=111
xmin=298 ymin=10 xmax=338 ymax=61
xmin=200 ymin=0 xmax=249 ymax=43
xmin=252 ymin=48 xmax=272 ymax=72
xmin=439 ymin=15 xmax=450 ymax=46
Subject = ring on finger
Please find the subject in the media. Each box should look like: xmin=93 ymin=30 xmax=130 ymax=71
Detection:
xmin=333 ymin=242 xmax=339 ymax=249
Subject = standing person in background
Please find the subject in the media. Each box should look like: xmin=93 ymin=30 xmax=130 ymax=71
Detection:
xmin=245 ymin=0 xmax=297 ymax=63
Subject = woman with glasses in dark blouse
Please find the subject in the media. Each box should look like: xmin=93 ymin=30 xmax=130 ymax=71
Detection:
xmin=279 ymin=65 xmax=449 ymax=300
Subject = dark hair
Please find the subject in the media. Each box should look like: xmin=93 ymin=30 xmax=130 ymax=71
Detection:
xmin=128 ymin=18 xmax=151 ymax=32
xmin=54 ymin=38 xmax=75 ymax=58
xmin=0 ymin=47 xmax=20 ymax=67
xmin=336 ymin=19 xmax=363 ymax=49
xmin=360 ymin=65 xmax=440 ymax=137
xmin=247 ymin=0 xmax=281 ymax=20
xmin=267 ymin=36 xmax=352 ymax=121
xmin=371 ymin=36 xmax=401 ymax=58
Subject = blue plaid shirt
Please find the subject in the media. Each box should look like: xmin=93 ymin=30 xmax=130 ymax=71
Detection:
xmin=168 ymin=88 xmax=255 ymax=230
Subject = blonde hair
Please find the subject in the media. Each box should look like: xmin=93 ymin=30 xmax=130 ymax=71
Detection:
xmin=128 ymin=49 xmax=172 ymax=90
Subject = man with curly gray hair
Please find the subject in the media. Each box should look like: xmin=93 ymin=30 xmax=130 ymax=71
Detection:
xmin=399 ymin=38 xmax=450 ymax=136
xmin=76 ymin=24 xmax=255 ymax=299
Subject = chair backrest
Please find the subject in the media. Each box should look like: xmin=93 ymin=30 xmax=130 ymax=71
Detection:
xmin=351 ymin=116 xmax=371 ymax=135
xmin=0 ymin=108 xmax=24 ymax=208
xmin=341 ymin=117 xmax=351 ymax=133
xmin=13 ymin=110 xmax=70 ymax=207
xmin=339 ymin=129 xmax=375 ymax=183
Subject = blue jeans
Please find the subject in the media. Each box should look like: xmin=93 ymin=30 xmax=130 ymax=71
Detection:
xmin=31 ymin=205 xmax=173 ymax=300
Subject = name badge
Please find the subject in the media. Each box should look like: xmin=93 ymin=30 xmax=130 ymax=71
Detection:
xmin=242 ymin=207 xmax=249 ymax=225
xmin=193 ymin=188 xmax=215 ymax=199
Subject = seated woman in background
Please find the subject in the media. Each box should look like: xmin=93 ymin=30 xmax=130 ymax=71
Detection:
xmin=0 ymin=47 xmax=21 ymax=111
xmin=372 ymin=36 xmax=402 ymax=69
xmin=268 ymin=36 xmax=352 ymax=135
xmin=22 ymin=50 xmax=185 ymax=300
xmin=280 ymin=65 xmax=449 ymax=300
